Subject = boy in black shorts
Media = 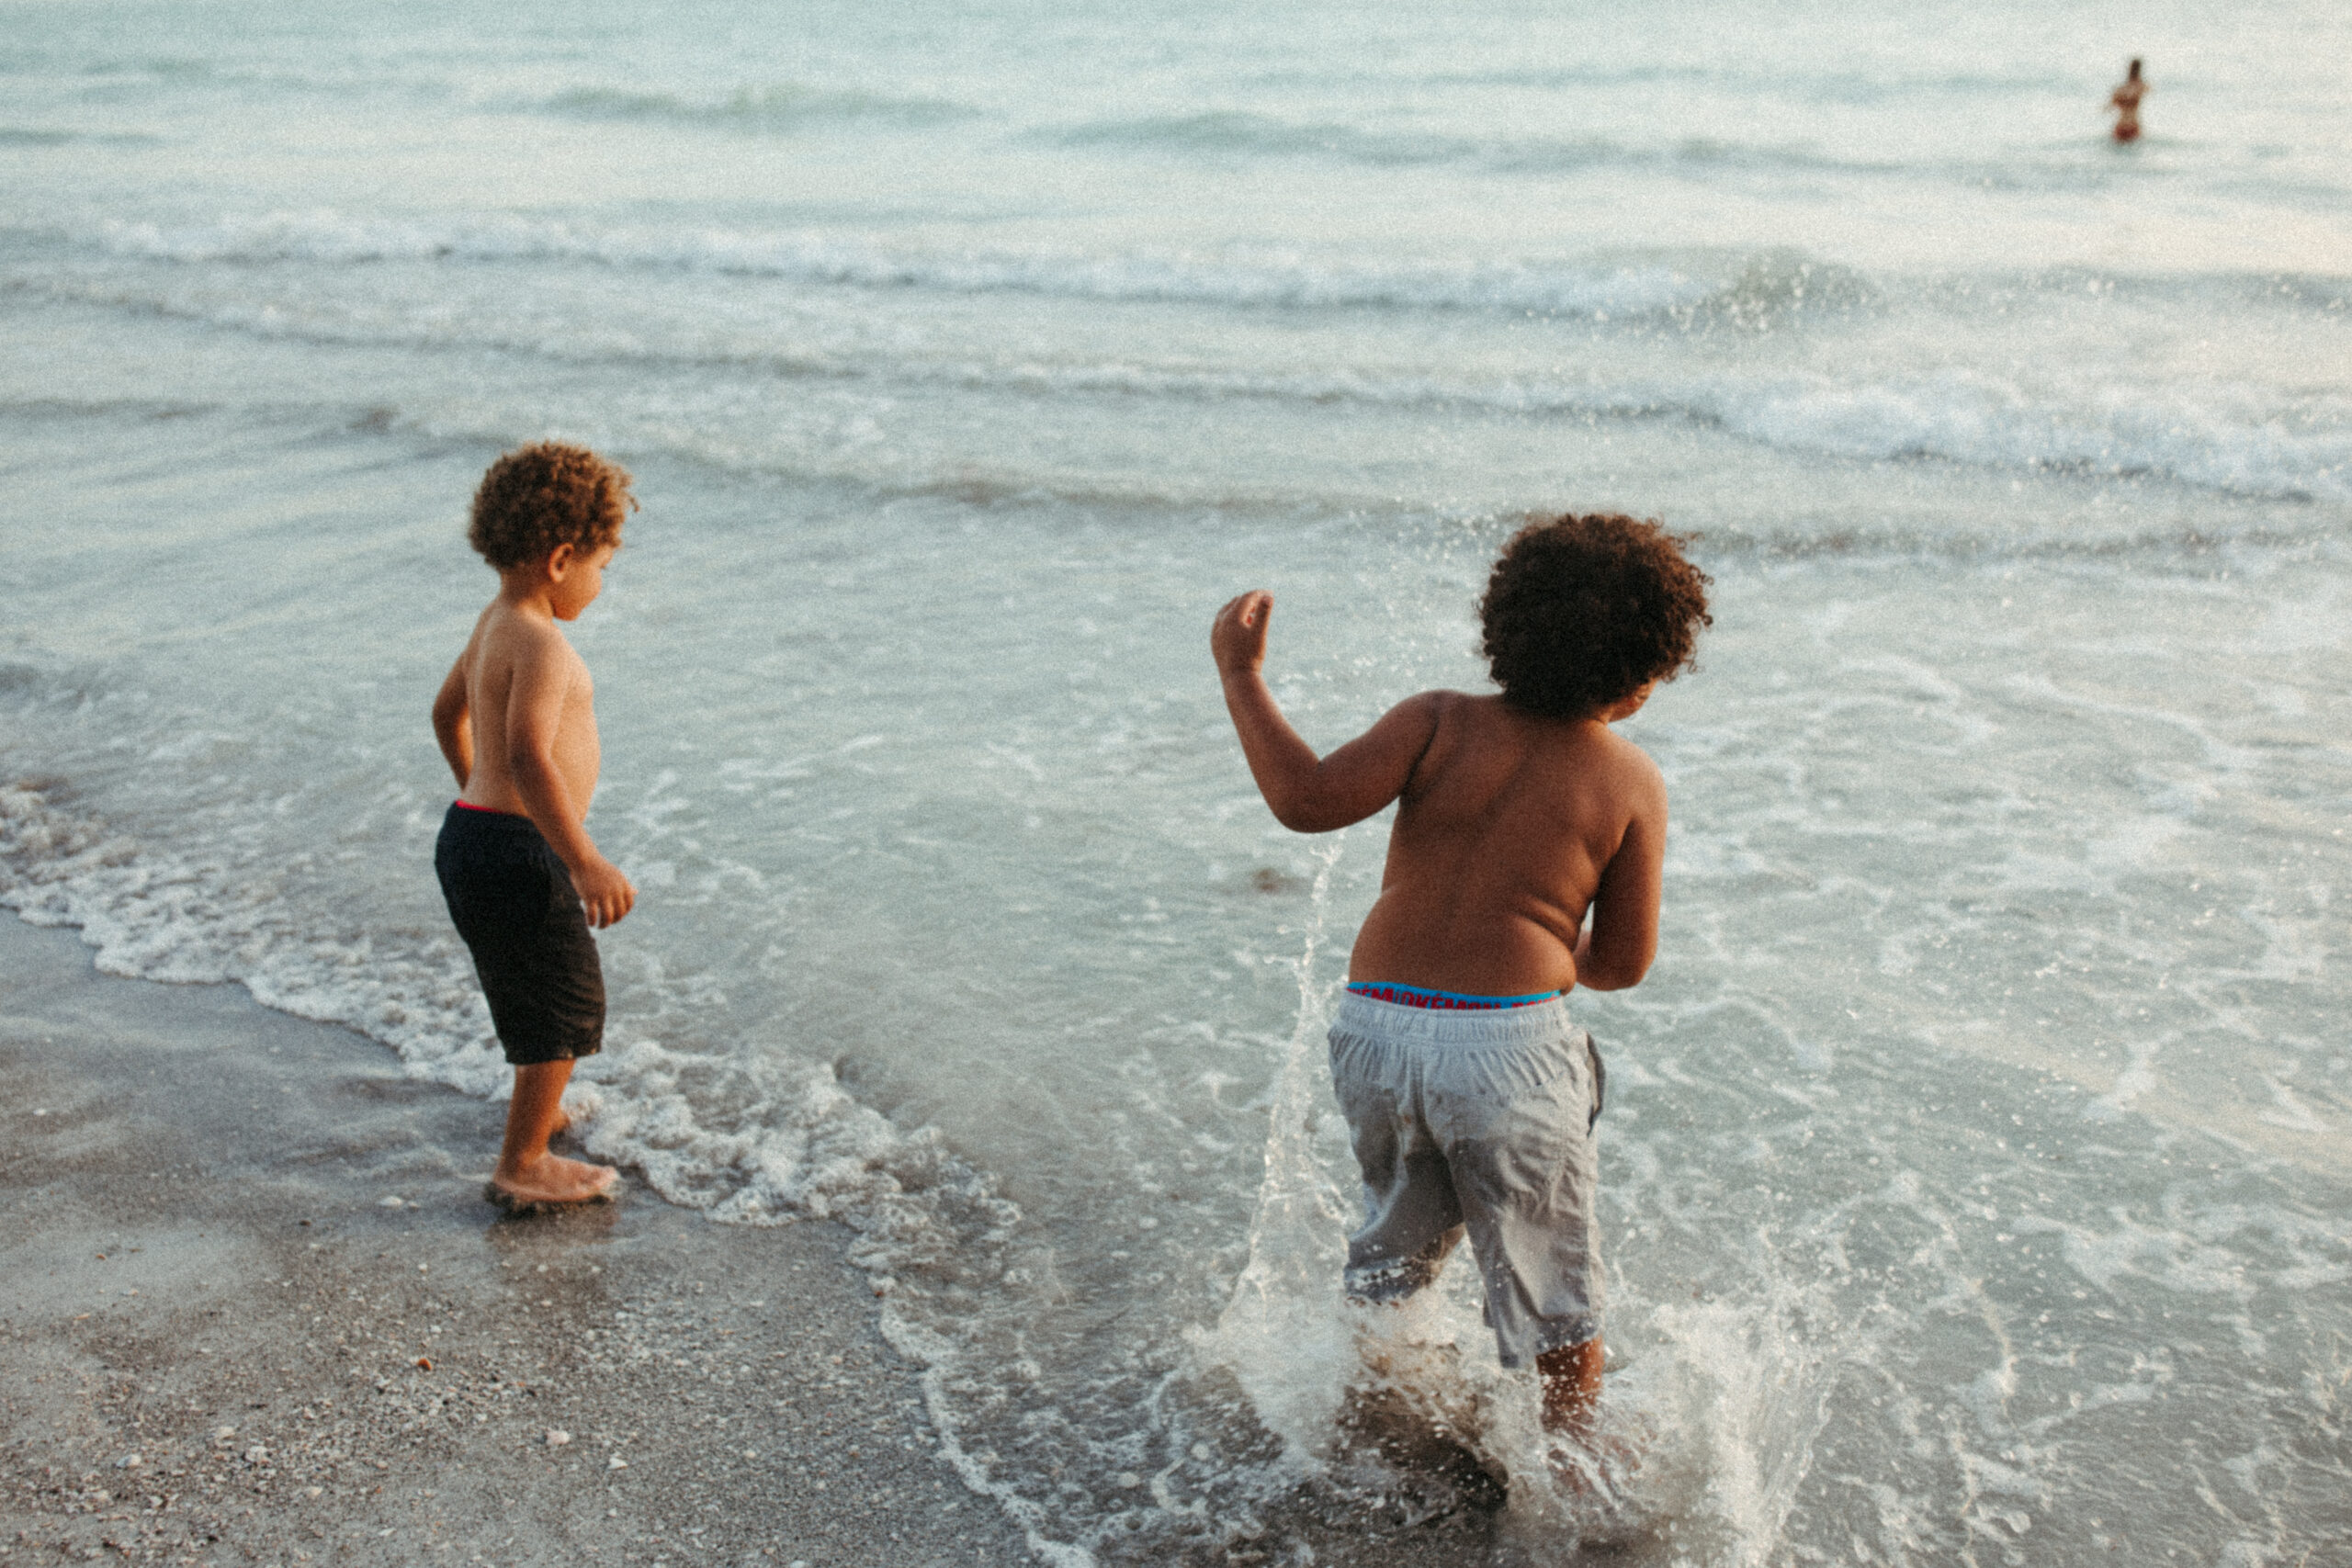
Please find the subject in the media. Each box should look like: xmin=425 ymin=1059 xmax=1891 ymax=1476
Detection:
xmin=431 ymin=442 xmax=638 ymax=1211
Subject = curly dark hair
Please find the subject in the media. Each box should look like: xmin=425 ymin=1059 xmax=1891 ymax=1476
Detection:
xmin=468 ymin=442 xmax=636 ymax=570
xmin=1479 ymin=513 xmax=1713 ymax=718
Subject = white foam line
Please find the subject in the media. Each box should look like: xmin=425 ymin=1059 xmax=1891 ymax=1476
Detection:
xmin=77 ymin=210 xmax=1718 ymax=316
xmin=881 ymin=1311 xmax=1099 ymax=1568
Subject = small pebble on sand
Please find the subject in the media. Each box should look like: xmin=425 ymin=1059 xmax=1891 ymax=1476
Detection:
xmin=546 ymin=1429 xmax=571 ymax=1447
xmin=608 ymin=1456 xmax=628 ymax=1470
xmin=379 ymin=1196 xmax=405 ymax=1208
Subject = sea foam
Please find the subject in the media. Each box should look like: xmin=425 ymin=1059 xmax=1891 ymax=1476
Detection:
xmin=40 ymin=216 xmax=2350 ymax=504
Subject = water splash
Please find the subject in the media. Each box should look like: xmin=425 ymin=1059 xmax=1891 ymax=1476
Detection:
xmin=1190 ymin=836 xmax=1353 ymax=1461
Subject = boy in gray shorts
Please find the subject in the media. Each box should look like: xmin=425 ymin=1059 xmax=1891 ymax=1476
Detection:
xmin=1212 ymin=513 xmax=1710 ymax=1434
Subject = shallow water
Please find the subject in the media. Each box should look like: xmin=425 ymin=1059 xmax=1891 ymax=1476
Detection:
xmin=6 ymin=1 xmax=2352 ymax=1562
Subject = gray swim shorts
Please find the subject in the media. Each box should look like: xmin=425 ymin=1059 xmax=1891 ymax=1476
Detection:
xmin=1327 ymin=989 xmax=1606 ymax=1368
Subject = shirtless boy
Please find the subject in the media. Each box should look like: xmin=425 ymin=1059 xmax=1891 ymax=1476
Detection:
xmin=1212 ymin=513 xmax=1710 ymax=1436
xmin=432 ymin=441 xmax=639 ymax=1212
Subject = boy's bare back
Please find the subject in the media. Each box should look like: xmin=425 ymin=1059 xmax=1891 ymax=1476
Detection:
xmin=1212 ymin=595 xmax=1663 ymax=998
xmin=453 ymin=604 xmax=603 ymax=826
xmin=1358 ymin=689 xmax=1664 ymax=997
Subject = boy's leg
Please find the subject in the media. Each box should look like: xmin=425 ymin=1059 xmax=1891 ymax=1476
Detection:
xmin=492 ymin=1060 xmax=617 ymax=1205
xmin=1424 ymin=1021 xmax=1605 ymax=1429
xmin=1537 ymin=1337 xmax=1603 ymax=1433
xmin=1332 ymin=1078 xmax=1463 ymax=1303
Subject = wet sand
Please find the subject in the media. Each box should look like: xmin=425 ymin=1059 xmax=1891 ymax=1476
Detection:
xmin=0 ymin=917 xmax=1028 ymax=1568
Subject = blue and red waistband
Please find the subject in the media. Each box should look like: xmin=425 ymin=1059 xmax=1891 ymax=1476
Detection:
xmin=1344 ymin=981 xmax=1561 ymax=1010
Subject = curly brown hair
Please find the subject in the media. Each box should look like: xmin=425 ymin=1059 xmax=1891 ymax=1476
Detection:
xmin=468 ymin=442 xmax=636 ymax=570
xmin=1479 ymin=513 xmax=1713 ymax=718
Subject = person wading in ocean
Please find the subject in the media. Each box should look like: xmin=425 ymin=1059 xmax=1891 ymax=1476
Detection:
xmin=2109 ymin=58 xmax=2147 ymax=144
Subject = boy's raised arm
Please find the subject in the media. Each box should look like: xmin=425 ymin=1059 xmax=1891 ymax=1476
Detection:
xmin=1213 ymin=591 xmax=1440 ymax=834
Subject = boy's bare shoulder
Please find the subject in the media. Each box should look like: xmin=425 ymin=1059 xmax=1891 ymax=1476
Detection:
xmin=1592 ymin=724 xmax=1667 ymax=812
xmin=474 ymin=601 xmax=584 ymax=680
xmin=1397 ymin=693 xmax=1663 ymax=818
xmin=1392 ymin=687 xmax=1476 ymax=758
xmin=1468 ymin=692 xmax=1663 ymax=796
xmin=1390 ymin=688 xmax=1456 ymax=726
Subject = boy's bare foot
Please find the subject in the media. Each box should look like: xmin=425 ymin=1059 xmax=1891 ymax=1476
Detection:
xmin=484 ymin=1155 xmax=618 ymax=1213
xmin=491 ymin=1060 xmax=605 ymax=1212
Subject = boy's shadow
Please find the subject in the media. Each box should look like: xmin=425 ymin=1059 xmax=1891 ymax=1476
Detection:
xmin=1324 ymin=1356 xmax=1659 ymax=1564
xmin=1329 ymin=1372 xmax=1509 ymax=1529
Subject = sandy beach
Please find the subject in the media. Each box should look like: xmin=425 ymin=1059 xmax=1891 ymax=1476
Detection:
xmin=0 ymin=916 xmax=1030 ymax=1568
xmin=0 ymin=917 xmax=1547 ymax=1568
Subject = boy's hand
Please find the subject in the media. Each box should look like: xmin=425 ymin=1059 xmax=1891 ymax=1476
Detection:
xmin=571 ymin=855 xmax=638 ymax=929
xmin=1213 ymin=591 xmax=1273 ymax=679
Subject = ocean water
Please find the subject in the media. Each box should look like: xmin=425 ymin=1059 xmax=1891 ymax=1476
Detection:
xmin=6 ymin=0 xmax=2352 ymax=1562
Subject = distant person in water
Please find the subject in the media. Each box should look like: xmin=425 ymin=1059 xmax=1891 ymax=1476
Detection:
xmin=432 ymin=442 xmax=639 ymax=1213
xmin=1211 ymin=514 xmax=1711 ymax=1452
xmin=2110 ymin=58 xmax=2146 ymax=143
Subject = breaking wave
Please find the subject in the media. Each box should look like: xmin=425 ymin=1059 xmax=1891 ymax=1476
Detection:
xmin=71 ymin=209 xmax=1847 ymax=320
xmin=539 ymin=83 xmax=977 ymax=130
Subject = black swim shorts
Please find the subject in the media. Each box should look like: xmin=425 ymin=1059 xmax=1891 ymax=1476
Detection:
xmin=434 ymin=802 xmax=605 ymax=1066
